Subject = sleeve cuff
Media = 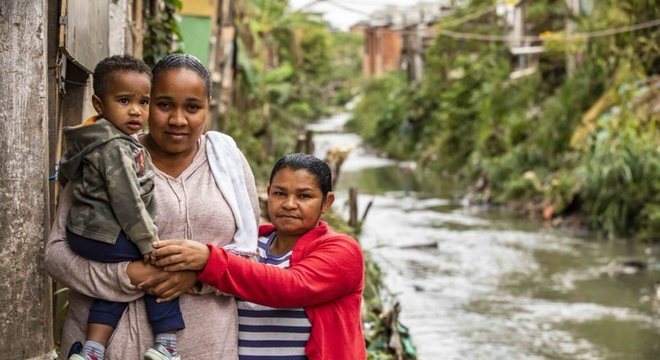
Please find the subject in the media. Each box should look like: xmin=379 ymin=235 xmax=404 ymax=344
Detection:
xmin=197 ymin=244 xmax=228 ymax=286
xmin=136 ymin=238 xmax=156 ymax=254
xmin=118 ymin=261 xmax=139 ymax=293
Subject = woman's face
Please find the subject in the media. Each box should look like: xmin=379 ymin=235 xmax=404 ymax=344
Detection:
xmin=267 ymin=167 xmax=334 ymax=238
xmin=149 ymin=68 xmax=208 ymax=156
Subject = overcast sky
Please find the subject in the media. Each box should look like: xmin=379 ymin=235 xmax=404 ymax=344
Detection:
xmin=288 ymin=0 xmax=435 ymax=30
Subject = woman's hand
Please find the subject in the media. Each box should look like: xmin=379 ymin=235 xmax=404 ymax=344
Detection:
xmin=137 ymin=270 xmax=198 ymax=302
xmin=151 ymin=239 xmax=211 ymax=272
xmin=126 ymin=260 xmax=162 ymax=286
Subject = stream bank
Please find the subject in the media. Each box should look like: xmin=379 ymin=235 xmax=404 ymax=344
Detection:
xmin=312 ymin=113 xmax=660 ymax=360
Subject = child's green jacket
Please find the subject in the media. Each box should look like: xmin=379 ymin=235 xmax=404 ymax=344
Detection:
xmin=59 ymin=116 xmax=158 ymax=254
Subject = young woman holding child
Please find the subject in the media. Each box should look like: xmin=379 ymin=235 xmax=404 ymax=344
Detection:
xmin=149 ymin=153 xmax=367 ymax=360
xmin=46 ymin=53 xmax=259 ymax=359
xmin=59 ymin=55 xmax=186 ymax=360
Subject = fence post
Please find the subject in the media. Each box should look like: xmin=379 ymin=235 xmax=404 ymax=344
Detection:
xmin=348 ymin=187 xmax=359 ymax=228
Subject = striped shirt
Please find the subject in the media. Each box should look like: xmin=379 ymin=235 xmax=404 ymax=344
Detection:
xmin=237 ymin=233 xmax=311 ymax=360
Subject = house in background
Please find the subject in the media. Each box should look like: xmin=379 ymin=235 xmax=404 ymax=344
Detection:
xmin=354 ymin=1 xmax=456 ymax=81
xmin=364 ymin=25 xmax=403 ymax=77
xmin=353 ymin=6 xmax=403 ymax=78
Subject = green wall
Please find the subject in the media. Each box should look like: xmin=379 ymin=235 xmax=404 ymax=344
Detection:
xmin=179 ymin=15 xmax=211 ymax=65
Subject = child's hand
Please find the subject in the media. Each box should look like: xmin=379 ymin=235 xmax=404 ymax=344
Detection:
xmin=143 ymin=253 xmax=152 ymax=263
xmin=151 ymin=239 xmax=210 ymax=271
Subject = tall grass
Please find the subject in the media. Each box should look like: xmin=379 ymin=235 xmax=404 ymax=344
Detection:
xmin=579 ymin=97 xmax=660 ymax=239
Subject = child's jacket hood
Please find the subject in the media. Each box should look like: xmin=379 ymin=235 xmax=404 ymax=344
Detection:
xmin=59 ymin=116 xmax=135 ymax=183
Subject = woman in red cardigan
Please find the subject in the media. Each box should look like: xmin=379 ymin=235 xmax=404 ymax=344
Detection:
xmin=148 ymin=153 xmax=367 ymax=360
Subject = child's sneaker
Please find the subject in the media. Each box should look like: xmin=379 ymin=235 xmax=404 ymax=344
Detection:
xmin=67 ymin=341 xmax=96 ymax=360
xmin=69 ymin=355 xmax=92 ymax=360
xmin=143 ymin=344 xmax=181 ymax=360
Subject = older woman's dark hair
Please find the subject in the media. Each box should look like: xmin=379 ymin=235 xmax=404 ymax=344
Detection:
xmin=270 ymin=153 xmax=332 ymax=198
xmin=152 ymin=53 xmax=211 ymax=98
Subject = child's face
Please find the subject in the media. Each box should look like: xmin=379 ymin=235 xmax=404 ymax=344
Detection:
xmin=93 ymin=71 xmax=151 ymax=135
xmin=267 ymin=167 xmax=334 ymax=238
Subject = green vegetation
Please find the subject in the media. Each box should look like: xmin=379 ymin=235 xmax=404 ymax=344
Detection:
xmin=216 ymin=1 xmax=412 ymax=358
xmin=53 ymin=1 xmax=400 ymax=356
xmin=143 ymin=0 xmax=183 ymax=67
xmin=223 ymin=0 xmax=363 ymax=178
xmin=348 ymin=0 xmax=659 ymax=240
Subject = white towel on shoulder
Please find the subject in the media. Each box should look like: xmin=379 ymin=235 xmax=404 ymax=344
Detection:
xmin=206 ymin=131 xmax=258 ymax=257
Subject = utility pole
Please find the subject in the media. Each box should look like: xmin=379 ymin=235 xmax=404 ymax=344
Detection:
xmin=512 ymin=2 xmax=525 ymax=69
xmin=565 ymin=0 xmax=580 ymax=77
xmin=505 ymin=1 xmax=526 ymax=70
xmin=0 ymin=1 xmax=54 ymax=358
xmin=412 ymin=7 xmax=426 ymax=82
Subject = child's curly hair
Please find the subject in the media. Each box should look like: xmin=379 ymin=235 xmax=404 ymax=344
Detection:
xmin=93 ymin=55 xmax=151 ymax=98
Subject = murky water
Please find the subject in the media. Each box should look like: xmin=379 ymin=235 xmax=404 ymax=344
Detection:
xmin=311 ymin=114 xmax=660 ymax=360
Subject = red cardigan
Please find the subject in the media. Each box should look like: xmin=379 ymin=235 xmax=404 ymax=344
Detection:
xmin=198 ymin=221 xmax=366 ymax=359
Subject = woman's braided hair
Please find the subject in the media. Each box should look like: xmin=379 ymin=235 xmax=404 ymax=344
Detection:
xmin=152 ymin=54 xmax=211 ymax=98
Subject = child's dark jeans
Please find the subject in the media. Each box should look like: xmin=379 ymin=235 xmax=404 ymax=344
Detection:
xmin=66 ymin=228 xmax=184 ymax=334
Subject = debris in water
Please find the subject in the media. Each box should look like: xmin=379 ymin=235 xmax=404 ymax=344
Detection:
xmin=607 ymin=259 xmax=647 ymax=277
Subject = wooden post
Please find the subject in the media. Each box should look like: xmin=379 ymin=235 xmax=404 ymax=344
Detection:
xmin=48 ymin=0 xmax=64 ymax=344
xmin=305 ymin=130 xmax=315 ymax=156
xmin=348 ymin=187 xmax=359 ymax=228
xmin=218 ymin=0 xmax=237 ymax=130
xmin=295 ymin=130 xmax=315 ymax=155
xmin=0 ymin=0 xmax=54 ymax=358
xmin=133 ymin=0 xmax=144 ymax=58
xmin=295 ymin=133 xmax=306 ymax=153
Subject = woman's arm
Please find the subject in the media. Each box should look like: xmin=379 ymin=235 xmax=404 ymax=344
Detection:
xmin=204 ymin=239 xmax=363 ymax=308
xmin=152 ymin=237 xmax=364 ymax=308
xmin=44 ymin=185 xmax=146 ymax=302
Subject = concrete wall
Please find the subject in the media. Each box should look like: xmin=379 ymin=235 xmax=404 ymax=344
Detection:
xmin=0 ymin=1 xmax=54 ymax=357
xmin=179 ymin=15 xmax=212 ymax=65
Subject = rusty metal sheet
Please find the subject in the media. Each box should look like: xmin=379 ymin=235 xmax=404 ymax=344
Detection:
xmin=62 ymin=0 xmax=109 ymax=73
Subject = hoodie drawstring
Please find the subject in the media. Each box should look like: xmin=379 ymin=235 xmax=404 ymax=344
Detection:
xmin=180 ymin=180 xmax=193 ymax=240
xmin=164 ymin=176 xmax=192 ymax=239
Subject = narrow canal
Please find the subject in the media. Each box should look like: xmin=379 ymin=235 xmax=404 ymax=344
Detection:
xmin=310 ymin=114 xmax=660 ymax=360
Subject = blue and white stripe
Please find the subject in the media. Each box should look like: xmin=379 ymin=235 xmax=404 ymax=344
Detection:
xmin=237 ymin=234 xmax=311 ymax=359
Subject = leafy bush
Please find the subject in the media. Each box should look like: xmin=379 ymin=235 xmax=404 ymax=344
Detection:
xmin=578 ymin=108 xmax=660 ymax=238
xmin=224 ymin=1 xmax=363 ymax=175
xmin=347 ymin=73 xmax=413 ymax=158
xmin=348 ymin=0 xmax=658 ymax=240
